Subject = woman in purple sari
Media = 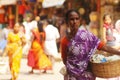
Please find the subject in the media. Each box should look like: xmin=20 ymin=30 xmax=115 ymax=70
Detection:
xmin=61 ymin=9 xmax=120 ymax=80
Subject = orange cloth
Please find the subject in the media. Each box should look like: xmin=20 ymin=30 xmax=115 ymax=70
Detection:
xmin=97 ymin=41 xmax=105 ymax=50
xmin=61 ymin=37 xmax=69 ymax=64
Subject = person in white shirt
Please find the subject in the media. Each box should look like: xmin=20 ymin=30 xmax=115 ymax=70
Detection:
xmin=43 ymin=19 xmax=60 ymax=72
xmin=22 ymin=16 xmax=34 ymax=56
xmin=0 ymin=25 xmax=13 ymax=55
xmin=79 ymin=18 xmax=89 ymax=31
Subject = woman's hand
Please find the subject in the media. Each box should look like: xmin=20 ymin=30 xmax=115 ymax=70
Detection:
xmin=19 ymin=32 xmax=26 ymax=46
xmin=21 ymin=36 xmax=26 ymax=46
xmin=100 ymin=45 xmax=120 ymax=55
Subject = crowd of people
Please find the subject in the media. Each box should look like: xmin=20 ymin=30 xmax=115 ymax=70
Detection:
xmin=0 ymin=9 xmax=120 ymax=80
xmin=0 ymin=14 xmax=61 ymax=80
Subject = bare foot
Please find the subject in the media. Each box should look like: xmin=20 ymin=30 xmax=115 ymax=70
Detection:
xmin=42 ymin=70 xmax=47 ymax=73
xmin=29 ymin=70 xmax=33 ymax=74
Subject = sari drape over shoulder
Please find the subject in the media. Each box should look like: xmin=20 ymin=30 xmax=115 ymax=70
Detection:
xmin=61 ymin=29 xmax=100 ymax=80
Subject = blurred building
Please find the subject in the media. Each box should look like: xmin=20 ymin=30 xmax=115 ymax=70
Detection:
xmin=0 ymin=0 xmax=119 ymax=39
xmin=0 ymin=0 xmax=16 ymax=28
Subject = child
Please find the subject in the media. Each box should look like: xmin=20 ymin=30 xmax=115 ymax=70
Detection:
xmin=102 ymin=14 xmax=116 ymax=47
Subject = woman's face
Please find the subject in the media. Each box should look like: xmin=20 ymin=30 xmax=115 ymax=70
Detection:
xmin=14 ymin=26 xmax=20 ymax=33
xmin=26 ymin=17 xmax=31 ymax=22
xmin=104 ymin=15 xmax=112 ymax=24
xmin=68 ymin=11 xmax=80 ymax=31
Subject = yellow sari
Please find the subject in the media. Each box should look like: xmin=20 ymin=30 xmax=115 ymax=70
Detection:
xmin=6 ymin=32 xmax=22 ymax=79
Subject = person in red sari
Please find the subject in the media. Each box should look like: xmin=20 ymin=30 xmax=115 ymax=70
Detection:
xmin=27 ymin=21 xmax=52 ymax=73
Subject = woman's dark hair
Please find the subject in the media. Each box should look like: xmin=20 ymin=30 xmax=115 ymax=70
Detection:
xmin=18 ymin=14 xmax=23 ymax=23
xmin=103 ymin=13 xmax=112 ymax=20
xmin=47 ymin=19 xmax=53 ymax=24
xmin=65 ymin=9 xmax=80 ymax=24
xmin=37 ymin=21 xmax=45 ymax=42
xmin=37 ymin=21 xmax=44 ymax=32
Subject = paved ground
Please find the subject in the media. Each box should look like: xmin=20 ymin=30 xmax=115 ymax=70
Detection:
xmin=0 ymin=57 xmax=117 ymax=80
xmin=0 ymin=57 xmax=64 ymax=80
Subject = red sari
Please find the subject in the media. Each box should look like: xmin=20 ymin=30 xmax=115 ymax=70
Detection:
xmin=27 ymin=28 xmax=52 ymax=70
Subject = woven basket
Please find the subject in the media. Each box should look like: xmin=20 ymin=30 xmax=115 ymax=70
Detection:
xmin=90 ymin=59 xmax=120 ymax=78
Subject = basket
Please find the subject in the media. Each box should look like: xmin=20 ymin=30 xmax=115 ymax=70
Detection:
xmin=90 ymin=59 xmax=120 ymax=78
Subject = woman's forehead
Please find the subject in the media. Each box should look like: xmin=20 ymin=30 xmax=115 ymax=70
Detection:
xmin=68 ymin=12 xmax=80 ymax=19
xmin=69 ymin=11 xmax=79 ymax=16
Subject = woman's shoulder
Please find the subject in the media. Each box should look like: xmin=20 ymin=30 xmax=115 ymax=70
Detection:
xmin=77 ymin=28 xmax=98 ymax=39
xmin=7 ymin=32 xmax=14 ymax=39
xmin=61 ymin=36 xmax=69 ymax=44
xmin=8 ymin=32 xmax=13 ymax=35
xmin=39 ymin=31 xmax=45 ymax=35
xmin=78 ymin=29 xmax=89 ymax=34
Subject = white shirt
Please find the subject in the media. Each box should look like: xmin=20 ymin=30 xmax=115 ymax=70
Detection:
xmin=79 ymin=25 xmax=89 ymax=31
xmin=44 ymin=24 xmax=60 ymax=57
xmin=23 ymin=21 xmax=34 ymax=41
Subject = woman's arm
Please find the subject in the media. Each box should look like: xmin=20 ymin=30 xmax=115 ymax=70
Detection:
xmin=102 ymin=27 xmax=107 ymax=43
xmin=2 ymin=32 xmax=12 ymax=57
xmin=98 ymin=41 xmax=120 ymax=55
xmin=21 ymin=36 xmax=26 ymax=46
xmin=100 ymin=45 xmax=120 ymax=55
xmin=61 ymin=37 xmax=69 ymax=64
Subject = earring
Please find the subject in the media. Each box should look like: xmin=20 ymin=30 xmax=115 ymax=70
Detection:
xmin=67 ymin=27 xmax=71 ymax=33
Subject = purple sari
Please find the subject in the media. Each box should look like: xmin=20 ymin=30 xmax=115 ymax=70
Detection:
xmin=65 ymin=29 xmax=100 ymax=80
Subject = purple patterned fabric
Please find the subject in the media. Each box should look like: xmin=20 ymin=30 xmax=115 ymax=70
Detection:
xmin=65 ymin=29 xmax=100 ymax=80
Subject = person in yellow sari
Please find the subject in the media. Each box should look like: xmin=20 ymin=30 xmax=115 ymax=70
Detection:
xmin=3 ymin=24 xmax=26 ymax=80
xmin=28 ymin=22 xmax=52 ymax=73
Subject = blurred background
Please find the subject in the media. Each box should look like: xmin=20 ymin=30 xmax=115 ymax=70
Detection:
xmin=0 ymin=0 xmax=120 ymax=80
